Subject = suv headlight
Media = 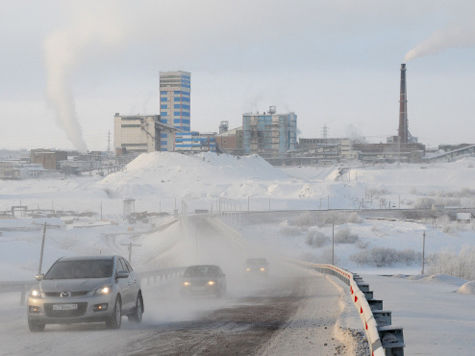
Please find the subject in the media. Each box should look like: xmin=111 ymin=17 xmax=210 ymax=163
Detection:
xmin=94 ymin=285 xmax=112 ymax=296
xmin=30 ymin=289 xmax=43 ymax=298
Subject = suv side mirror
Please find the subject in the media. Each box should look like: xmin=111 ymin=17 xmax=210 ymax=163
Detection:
xmin=35 ymin=274 xmax=44 ymax=281
xmin=116 ymin=271 xmax=129 ymax=279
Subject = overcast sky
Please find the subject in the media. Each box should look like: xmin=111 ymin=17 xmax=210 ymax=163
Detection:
xmin=1 ymin=0 xmax=475 ymax=151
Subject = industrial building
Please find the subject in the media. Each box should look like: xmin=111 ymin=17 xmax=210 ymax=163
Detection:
xmin=242 ymin=106 xmax=297 ymax=156
xmin=30 ymin=149 xmax=67 ymax=170
xmin=113 ymin=114 xmax=177 ymax=155
xmin=175 ymin=132 xmax=216 ymax=152
xmin=298 ymin=138 xmax=357 ymax=161
xmin=159 ymin=71 xmax=191 ymax=151
xmin=216 ymin=125 xmax=244 ymax=155
xmin=0 ymin=161 xmax=45 ymax=179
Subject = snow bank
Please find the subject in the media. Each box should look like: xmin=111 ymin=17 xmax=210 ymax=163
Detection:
xmin=457 ymin=281 xmax=475 ymax=295
xmin=422 ymin=273 xmax=467 ymax=286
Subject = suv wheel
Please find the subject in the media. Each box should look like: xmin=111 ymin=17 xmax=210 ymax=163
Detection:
xmin=106 ymin=296 xmax=122 ymax=329
xmin=128 ymin=294 xmax=143 ymax=323
xmin=28 ymin=318 xmax=45 ymax=332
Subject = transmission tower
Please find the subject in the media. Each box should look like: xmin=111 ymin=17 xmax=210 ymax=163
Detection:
xmin=321 ymin=125 xmax=328 ymax=139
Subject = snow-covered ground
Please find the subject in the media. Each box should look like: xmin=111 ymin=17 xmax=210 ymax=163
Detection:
xmin=2 ymin=152 xmax=475 ymax=214
xmin=1 ymin=152 xmax=475 ymax=353
xmin=364 ymin=274 xmax=475 ymax=355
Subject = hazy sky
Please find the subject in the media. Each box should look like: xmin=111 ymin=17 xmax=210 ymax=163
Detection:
xmin=1 ymin=0 xmax=475 ymax=151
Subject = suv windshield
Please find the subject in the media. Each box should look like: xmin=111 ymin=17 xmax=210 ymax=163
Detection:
xmin=184 ymin=265 xmax=220 ymax=277
xmin=44 ymin=259 xmax=113 ymax=279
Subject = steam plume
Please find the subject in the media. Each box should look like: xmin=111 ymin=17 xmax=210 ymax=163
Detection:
xmin=404 ymin=25 xmax=475 ymax=62
xmin=44 ymin=4 xmax=123 ymax=152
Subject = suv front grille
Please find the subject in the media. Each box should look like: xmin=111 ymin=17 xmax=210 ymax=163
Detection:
xmin=44 ymin=291 xmax=89 ymax=297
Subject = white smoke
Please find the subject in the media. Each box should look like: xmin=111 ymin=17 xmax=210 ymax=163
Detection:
xmin=404 ymin=25 xmax=475 ymax=62
xmin=44 ymin=3 xmax=123 ymax=152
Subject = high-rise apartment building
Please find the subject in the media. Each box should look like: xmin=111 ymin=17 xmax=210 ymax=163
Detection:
xmin=159 ymin=71 xmax=191 ymax=151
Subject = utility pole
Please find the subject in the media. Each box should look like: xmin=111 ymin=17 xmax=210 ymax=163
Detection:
xmin=421 ymin=231 xmax=426 ymax=275
xmin=331 ymin=223 xmax=335 ymax=265
xmin=268 ymin=198 xmax=271 ymax=211
xmin=38 ymin=223 xmax=47 ymax=274
xmin=328 ymin=195 xmax=330 ymax=210
xmin=100 ymin=201 xmax=103 ymax=220
xmin=247 ymin=196 xmax=250 ymax=212
xmin=121 ymin=242 xmax=142 ymax=264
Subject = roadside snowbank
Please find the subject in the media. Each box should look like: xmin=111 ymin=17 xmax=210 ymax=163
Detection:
xmin=457 ymin=281 xmax=475 ymax=295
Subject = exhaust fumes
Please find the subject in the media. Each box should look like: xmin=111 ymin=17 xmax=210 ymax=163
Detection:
xmin=404 ymin=25 xmax=475 ymax=62
xmin=43 ymin=2 xmax=124 ymax=152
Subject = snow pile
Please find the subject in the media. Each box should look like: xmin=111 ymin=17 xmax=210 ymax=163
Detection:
xmin=422 ymin=274 xmax=467 ymax=286
xmin=97 ymin=152 xmax=340 ymax=203
xmin=457 ymin=281 xmax=475 ymax=295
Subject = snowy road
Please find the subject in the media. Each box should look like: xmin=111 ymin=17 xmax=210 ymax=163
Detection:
xmin=0 ymin=270 xmax=356 ymax=355
xmin=0 ymin=216 xmax=365 ymax=355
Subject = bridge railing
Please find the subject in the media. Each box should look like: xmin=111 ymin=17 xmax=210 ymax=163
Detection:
xmin=0 ymin=267 xmax=186 ymax=305
xmin=139 ymin=267 xmax=186 ymax=285
xmin=293 ymin=260 xmax=405 ymax=356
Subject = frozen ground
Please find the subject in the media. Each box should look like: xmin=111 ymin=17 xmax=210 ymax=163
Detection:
xmin=1 ymin=152 xmax=475 ymax=354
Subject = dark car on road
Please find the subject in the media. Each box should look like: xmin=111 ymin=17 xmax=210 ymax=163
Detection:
xmin=245 ymin=258 xmax=269 ymax=276
xmin=181 ymin=265 xmax=226 ymax=297
xmin=27 ymin=255 xmax=144 ymax=331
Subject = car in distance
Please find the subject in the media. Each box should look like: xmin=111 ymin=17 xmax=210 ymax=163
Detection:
xmin=245 ymin=258 xmax=269 ymax=276
xmin=181 ymin=265 xmax=226 ymax=297
xmin=27 ymin=255 xmax=144 ymax=331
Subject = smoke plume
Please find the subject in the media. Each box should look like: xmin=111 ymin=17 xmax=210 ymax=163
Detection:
xmin=404 ymin=25 xmax=475 ymax=62
xmin=44 ymin=3 xmax=123 ymax=152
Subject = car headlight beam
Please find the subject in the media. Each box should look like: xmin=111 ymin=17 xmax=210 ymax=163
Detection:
xmin=183 ymin=281 xmax=190 ymax=286
xmin=95 ymin=286 xmax=112 ymax=295
xmin=207 ymin=280 xmax=215 ymax=286
xmin=30 ymin=289 xmax=42 ymax=298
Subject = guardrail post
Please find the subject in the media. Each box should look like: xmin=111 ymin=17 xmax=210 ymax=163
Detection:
xmin=378 ymin=326 xmax=405 ymax=355
xmin=363 ymin=290 xmax=374 ymax=300
xmin=373 ymin=311 xmax=392 ymax=327
xmin=368 ymin=299 xmax=383 ymax=311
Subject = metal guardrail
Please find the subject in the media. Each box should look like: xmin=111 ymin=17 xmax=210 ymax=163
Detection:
xmin=294 ymin=261 xmax=405 ymax=356
xmin=140 ymin=267 xmax=186 ymax=285
xmin=0 ymin=267 xmax=186 ymax=305
xmin=0 ymin=280 xmax=36 ymax=305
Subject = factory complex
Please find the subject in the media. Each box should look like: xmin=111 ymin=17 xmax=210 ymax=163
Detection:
xmin=2 ymin=64 xmax=474 ymax=180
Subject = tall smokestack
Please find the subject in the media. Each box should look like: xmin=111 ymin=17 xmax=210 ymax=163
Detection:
xmin=398 ymin=63 xmax=408 ymax=144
